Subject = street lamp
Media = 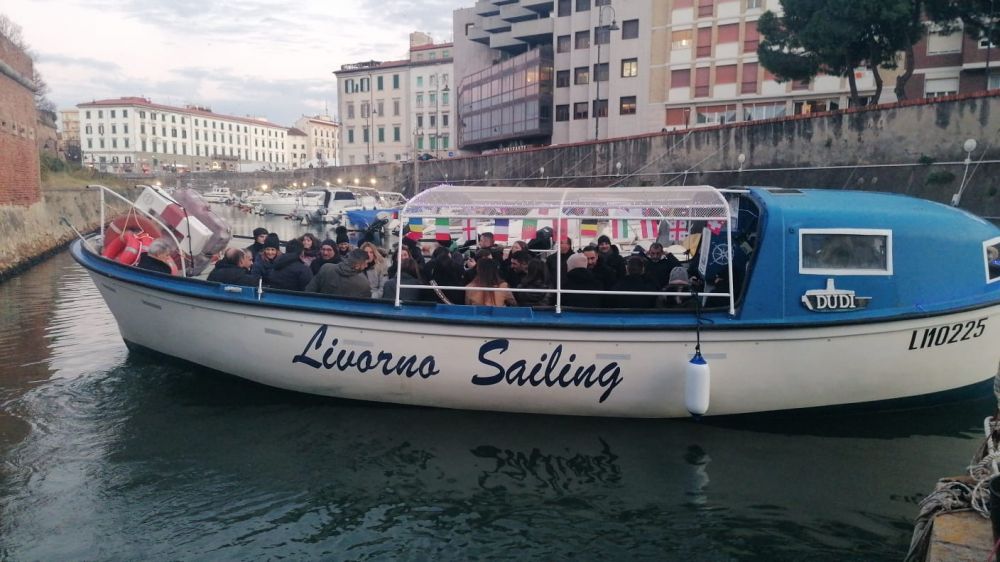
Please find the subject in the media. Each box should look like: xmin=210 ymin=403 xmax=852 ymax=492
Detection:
xmin=953 ymin=138 xmax=979 ymax=206
xmin=595 ymin=5 xmax=620 ymax=141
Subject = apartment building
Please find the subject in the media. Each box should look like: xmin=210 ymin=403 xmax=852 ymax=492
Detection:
xmin=334 ymin=33 xmax=455 ymax=165
xmin=77 ymin=97 xmax=290 ymax=173
xmin=58 ymin=108 xmax=80 ymax=154
xmin=293 ymin=114 xmax=340 ymax=166
xmin=906 ymin=23 xmax=1000 ymax=99
xmin=287 ymin=127 xmax=308 ymax=169
xmin=653 ymin=0 xmax=887 ymax=130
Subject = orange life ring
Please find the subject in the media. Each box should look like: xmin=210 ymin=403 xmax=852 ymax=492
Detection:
xmin=107 ymin=213 xmax=162 ymax=239
xmin=116 ymin=231 xmax=142 ymax=265
xmin=102 ymin=235 xmax=126 ymax=259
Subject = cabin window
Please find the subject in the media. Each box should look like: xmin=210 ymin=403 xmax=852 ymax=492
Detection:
xmin=333 ymin=192 xmax=357 ymax=201
xmin=985 ymin=237 xmax=1000 ymax=283
xmin=799 ymin=229 xmax=892 ymax=275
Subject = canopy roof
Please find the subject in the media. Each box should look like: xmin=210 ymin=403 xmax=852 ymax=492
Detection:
xmin=401 ymin=184 xmax=731 ymax=220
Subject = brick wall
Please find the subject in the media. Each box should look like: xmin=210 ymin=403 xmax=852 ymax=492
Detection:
xmin=0 ymin=35 xmax=41 ymax=206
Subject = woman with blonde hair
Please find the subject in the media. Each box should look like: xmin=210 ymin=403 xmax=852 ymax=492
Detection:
xmin=465 ymin=258 xmax=516 ymax=306
xmin=360 ymin=241 xmax=389 ymax=298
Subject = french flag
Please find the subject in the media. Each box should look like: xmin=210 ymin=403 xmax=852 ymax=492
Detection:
xmin=494 ymin=218 xmax=509 ymax=243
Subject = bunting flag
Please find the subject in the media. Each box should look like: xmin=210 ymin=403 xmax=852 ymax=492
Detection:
xmin=552 ymin=218 xmax=569 ymax=242
xmin=461 ymin=219 xmax=477 ymax=241
xmin=435 ymin=218 xmax=451 ymax=241
xmin=612 ymin=219 xmax=628 ymax=239
xmin=406 ymin=218 xmax=424 ymax=241
xmin=667 ymin=220 xmax=689 ymax=242
xmin=522 ymin=219 xmax=538 ymax=240
xmin=706 ymin=220 xmax=725 ymax=235
xmin=494 ymin=218 xmax=509 ymax=243
xmin=580 ymin=220 xmax=599 ymax=239
xmin=640 ymin=219 xmax=659 ymax=239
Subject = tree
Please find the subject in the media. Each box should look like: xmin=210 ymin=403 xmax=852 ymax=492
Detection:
xmin=0 ymin=13 xmax=26 ymax=49
xmin=757 ymin=0 xmax=923 ymax=106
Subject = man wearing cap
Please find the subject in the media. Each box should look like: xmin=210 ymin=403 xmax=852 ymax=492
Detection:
xmin=561 ymin=252 xmax=603 ymax=308
xmin=305 ymin=248 xmax=371 ymax=299
xmin=609 ymin=257 xmax=659 ymax=309
xmin=311 ymin=239 xmax=340 ymax=275
xmin=245 ymin=227 xmax=269 ymax=261
xmin=596 ymin=235 xmax=625 ymax=281
xmin=334 ymin=226 xmax=352 ymax=256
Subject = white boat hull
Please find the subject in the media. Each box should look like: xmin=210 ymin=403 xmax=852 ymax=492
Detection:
xmin=258 ymin=200 xmax=299 ymax=216
xmin=86 ymin=269 xmax=1000 ymax=418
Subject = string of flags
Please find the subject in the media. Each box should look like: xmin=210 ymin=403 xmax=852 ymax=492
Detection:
xmin=405 ymin=218 xmax=725 ymax=243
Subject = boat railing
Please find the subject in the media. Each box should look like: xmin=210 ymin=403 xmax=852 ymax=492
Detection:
xmin=86 ymin=183 xmax=187 ymax=277
xmin=394 ymin=184 xmax=737 ymax=315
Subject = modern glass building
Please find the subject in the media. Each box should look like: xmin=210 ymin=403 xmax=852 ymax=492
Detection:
xmin=457 ymin=46 xmax=554 ymax=151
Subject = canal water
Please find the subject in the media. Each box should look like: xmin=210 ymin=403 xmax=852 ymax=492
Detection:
xmin=0 ymin=208 xmax=994 ymax=560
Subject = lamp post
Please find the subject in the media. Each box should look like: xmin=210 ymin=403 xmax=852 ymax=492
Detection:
xmin=413 ymin=127 xmax=424 ymax=194
xmin=595 ymin=4 xmax=620 ymax=141
xmin=953 ymin=138 xmax=978 ymax=206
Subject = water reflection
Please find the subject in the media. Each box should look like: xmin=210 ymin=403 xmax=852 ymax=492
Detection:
xmin=0 ymin=251 xmax=993 ymax=560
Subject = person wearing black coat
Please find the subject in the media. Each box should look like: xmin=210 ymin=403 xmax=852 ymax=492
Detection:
xmin=561 ymin=253 xmax=604 ymax=309
xmin=208 ymin=248 xmax=261 ymax=286
xmin=245 ymin=227 xmax=269 ymax=261
xmin=311 ymin=239 xmax=340 ymax=275
xmin=268 ymin=240 xmax=313 ymax=292
xmin=608 ymin=257 xmax=659 ymax=309
xmin=597 ymin=235 xmax=626 ymax=281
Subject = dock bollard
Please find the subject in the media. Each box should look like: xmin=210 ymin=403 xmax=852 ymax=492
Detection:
xmin=990 ymin=475 xmax=1000 ymax=541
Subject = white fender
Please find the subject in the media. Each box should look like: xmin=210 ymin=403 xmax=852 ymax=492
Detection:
xmin=685 ymin=351 xmax=710 ymax=417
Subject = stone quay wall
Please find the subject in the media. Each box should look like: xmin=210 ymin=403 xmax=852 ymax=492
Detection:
xmin=0 ymin=186 xmax=138 ymax=281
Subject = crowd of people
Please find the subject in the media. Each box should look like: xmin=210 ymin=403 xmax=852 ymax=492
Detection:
xmin=133 ymin=223 xmax=733 ymax=310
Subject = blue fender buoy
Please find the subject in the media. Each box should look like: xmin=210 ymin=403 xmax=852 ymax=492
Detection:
xmin=685 ymin=351 xmax=710 ymax=417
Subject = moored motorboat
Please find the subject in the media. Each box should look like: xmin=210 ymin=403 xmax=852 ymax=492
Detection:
xmin=72 ymin=184 xmax=1000 ymax=418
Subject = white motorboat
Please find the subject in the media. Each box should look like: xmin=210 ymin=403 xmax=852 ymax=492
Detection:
xmin=73 ymin=184 xmax=1000 ymax=418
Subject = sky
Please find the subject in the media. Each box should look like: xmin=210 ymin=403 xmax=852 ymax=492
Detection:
xmin=4 ymin=0 xmax=458 ymax=127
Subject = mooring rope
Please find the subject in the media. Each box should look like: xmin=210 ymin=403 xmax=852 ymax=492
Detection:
xmin=904 ymin=362 xmax=1000 ymax=562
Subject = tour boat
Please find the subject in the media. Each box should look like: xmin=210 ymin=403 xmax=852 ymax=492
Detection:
xmin=71 ymin=184 xmax=1000 ymax=418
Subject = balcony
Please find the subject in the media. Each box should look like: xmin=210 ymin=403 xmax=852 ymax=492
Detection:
xmin=500 ymin=4 xmax=535 ymax=22
xmin=475 ymin=0 xmax=500 ymax=16
xmin=490 ymin=30 xmax=524 ymax=51
xmin=468 ymin=26 xmax=492 ymax=46
xmin=482 ymin=15 xmax=512 ymax=33
xmin=520 ymin=0 xmax=554 ymax=12
xmin=512 ymin=17 xmax=553 ymax=43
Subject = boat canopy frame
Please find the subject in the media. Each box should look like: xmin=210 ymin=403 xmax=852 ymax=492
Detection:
xmin=395 ymin=184 xmax=736 ymax=315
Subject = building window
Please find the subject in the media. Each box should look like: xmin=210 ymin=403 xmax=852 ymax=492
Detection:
xmin=622 ymin=19 xmax=639 ymax=40
xmin=377 ymin=76 xmax=384 ymax=90
xmin=393 ymin=126 xmax=401 ymax=141
xmin=557 ymin=35 xmax=571 ymax=53
xmin=575 ymin=30 xmax=590 ymax=49
xmin=744 ymin=21 xmax=760 ymax=53
xmin=989 ymin=74 xmax=1000 ymax=90
xmin=111 ymin=110 xmax=116 ymax=118
xmin=378 ymin=127 xmax=385 ymax=142
xmin=443 ymin=114 xmax=449 ymax=127
xmin=697 ymin=27 xmax=712 ymax=57
xmin=698 ymin=0 xmax=713 ymax=17
xmin=557 ymin=70 xmax=571 ymax=87
xmin=416 ymin=94 xmax=423 ymax=108
xmin=393 ymin=100 xmax=400 ymax=116
xmin=620 ymin=96 xmax=637 ymax=115
xmin=556 ymin=104 xmax=570 ymax=121
xmin=744 ymin=102 xmax=786 ymax=121
xmin=696 ymin=104 xmax=737 ymax=124
xmin=741 ymin=62 xmax=759 ymax=94
xmin=576 ymin=0 xmax=590 ymax=11
xmin=85 ymin=110 xmax=91 ymax=119
xmin=716 ymin=64 xmax=737 ymax=85
xmin=594 ymin=62 xmax=609 ymax=82
xmin=924 ymin=77 xmax=958 ymax=98
xmin=671 ymin=68 xmax=691 ymax=88
xmin=348 ymin=104 xmax=355 ymax=119
xmin=593 ymin=98 xmax=608 ymax=118
xmin=417 ymin=115 xmax=424 ymax=128
xmin=348 ymin=129 xmax=355 ymax=143
xmin=574 ymin=102 xmax=589 ymax=119
xmin=98 ymin=110 xmax=103 ymax=118
xmin=417 ymin=76 xmax=423 ymax=88
xmin=574 ymin=66 xmax=590 ymax=84
xmin=442 ymin=135 xmax=449 ymax=149
xmin=747 ymin=0 xmax=761 ymax=7
xmin=595 ymin=25 xmax=610 ymax=45
xmin=123 ymin=110 xmax=128 ymax=118
xmin=695 ymin=67 xmax=710 ymax=97
xmin=672 ymin=29 xmax=692 ymax=50
xmin=622 ymin=58 xmax=638 ymax=77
